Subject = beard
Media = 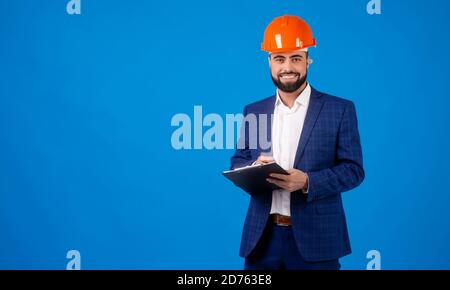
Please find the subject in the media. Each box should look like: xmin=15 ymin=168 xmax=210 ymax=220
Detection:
xmin=271 ymin=71 xmax=308 ymax=93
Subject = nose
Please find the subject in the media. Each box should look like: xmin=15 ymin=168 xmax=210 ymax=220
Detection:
xmin=280 ymin=59 xmax=295 ymax=72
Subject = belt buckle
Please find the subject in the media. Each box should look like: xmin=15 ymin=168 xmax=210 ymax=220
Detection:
xmin=273 ymin=214 xmax=291 ymax=226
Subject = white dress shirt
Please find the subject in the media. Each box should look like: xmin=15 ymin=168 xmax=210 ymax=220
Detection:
xmin=270 ymin=83 xmax=311 ymax=216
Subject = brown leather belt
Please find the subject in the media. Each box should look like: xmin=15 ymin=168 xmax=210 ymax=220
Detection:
xmin=270 ymin=214 xmax=292 ymax=226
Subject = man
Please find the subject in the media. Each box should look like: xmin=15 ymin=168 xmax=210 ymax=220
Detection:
xmin=230 ymin=15 xmax=365 ymax=270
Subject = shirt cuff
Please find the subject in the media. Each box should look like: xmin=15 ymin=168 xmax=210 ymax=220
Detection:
xmin=302 ymin=173 xmax=309 ymax=194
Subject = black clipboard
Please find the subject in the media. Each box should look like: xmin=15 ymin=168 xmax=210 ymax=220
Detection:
xmin=223 ymin=162 xmax=289 ymax=195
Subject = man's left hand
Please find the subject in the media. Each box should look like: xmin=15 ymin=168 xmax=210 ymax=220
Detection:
xmin=267 ymin=169 xmax=309 ymax=192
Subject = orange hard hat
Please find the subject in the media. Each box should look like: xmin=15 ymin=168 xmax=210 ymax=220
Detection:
xmin=261 ymin=15 xmax=316 ymax=53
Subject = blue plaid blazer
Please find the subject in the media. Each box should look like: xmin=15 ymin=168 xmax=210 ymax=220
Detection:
xmin=230 ymin=87 xmax=365 ymax=262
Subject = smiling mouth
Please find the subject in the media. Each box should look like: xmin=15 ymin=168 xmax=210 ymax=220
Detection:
xmin=279 ymin=73 xmax=300 ymax=80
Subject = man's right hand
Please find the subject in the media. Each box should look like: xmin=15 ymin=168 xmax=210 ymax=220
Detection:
xmin=253 ymin=155 xmax=275 ymax=165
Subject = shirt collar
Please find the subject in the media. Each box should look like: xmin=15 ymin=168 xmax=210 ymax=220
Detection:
xmin=275 ymin=82 xmax=311 ymax=108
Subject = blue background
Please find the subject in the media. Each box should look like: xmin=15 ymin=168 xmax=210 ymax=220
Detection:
xmin=1 ymin=0 xmax=450 ymax=269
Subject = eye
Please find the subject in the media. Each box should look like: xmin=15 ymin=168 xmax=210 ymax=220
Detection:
xmin=291 ymin=57 xmax=302 ymax=63
xmin=274 ymin=58 xmax=284 ymax=63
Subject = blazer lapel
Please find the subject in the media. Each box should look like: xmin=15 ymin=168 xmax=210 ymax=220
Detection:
xmin=293 ymin=87 xmax=324 ymax=167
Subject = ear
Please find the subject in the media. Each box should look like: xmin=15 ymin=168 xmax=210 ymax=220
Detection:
xmin=307 ymin=58 xmax=313 ymax=68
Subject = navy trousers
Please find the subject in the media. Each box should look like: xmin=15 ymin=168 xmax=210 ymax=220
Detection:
xmin=244 ymin=223 xmax=341 ymax=270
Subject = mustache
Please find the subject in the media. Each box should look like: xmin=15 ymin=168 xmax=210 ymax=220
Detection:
xmin=278 ymin=72 xmax=301 ymax=77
